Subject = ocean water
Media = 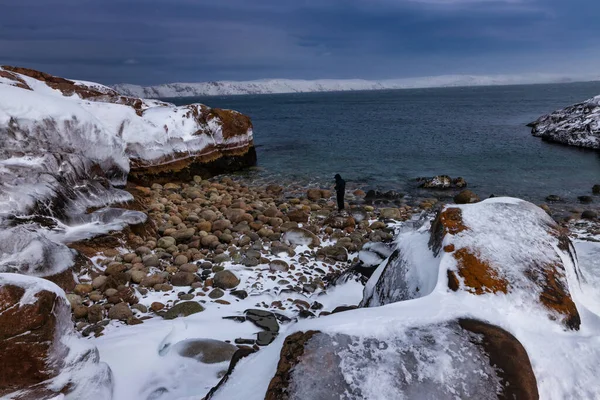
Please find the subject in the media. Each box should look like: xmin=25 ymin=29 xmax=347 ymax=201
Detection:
xmin=167 ymin=82 xmax=600 ymax=203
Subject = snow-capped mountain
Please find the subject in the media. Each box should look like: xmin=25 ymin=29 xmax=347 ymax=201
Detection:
xmin=113 ymin=73 xmax=598 ymax=98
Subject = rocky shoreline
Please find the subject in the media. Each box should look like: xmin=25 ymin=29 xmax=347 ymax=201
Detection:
xmin=63 ymin=175 xmax=419 ymax=341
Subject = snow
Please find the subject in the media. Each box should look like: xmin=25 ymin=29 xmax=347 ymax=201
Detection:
xmin=112 ymin=73 xmax=600 ymax=98
xmin=209 ymin=198 xmax=600 ymax=400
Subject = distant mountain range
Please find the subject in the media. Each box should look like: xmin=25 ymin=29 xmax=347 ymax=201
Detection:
xmin=112 ymin=73 xmax=599 ymax=98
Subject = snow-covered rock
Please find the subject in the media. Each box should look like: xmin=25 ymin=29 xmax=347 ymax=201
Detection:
xmin=529 ymin=95 xmax=600 ymax=149
xmin=0 ymin=273 xmax=112 ymax=399
xmin=0 ymin=65 xmax=255 ymax=277
xmin=208 ymin=198 xmax=600 ymax=400
xmin=113 ymin=73 xmax=594 ymax=98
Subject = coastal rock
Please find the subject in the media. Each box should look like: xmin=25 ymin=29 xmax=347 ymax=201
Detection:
xmin=282 ymin=228 xmax=320 ymax=247
xmin=417 ymin=175 xmax=468 ymax=189
xmin=169 ymin=338 xmax=238 ymax=364
xmin=0 ymin=274 xmax=112 ymax=399
xmin=163 ymin=301 xmax=205 ymax=320
xmin=430 ymin=199 xmax=581 ymax=330
xmin=454 ymin=189 xmax=480 ymax=204
xmin=263 ymin=322 xmax=536 ymax=400
xmin=529 ymin=95 xmax=600 ymax=149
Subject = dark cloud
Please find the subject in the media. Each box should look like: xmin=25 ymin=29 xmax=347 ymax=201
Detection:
xmin=0 ymin=0 xmax=598 ymax=84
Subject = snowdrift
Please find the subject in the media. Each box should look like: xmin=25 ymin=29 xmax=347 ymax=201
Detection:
xmin=529 ymin=95 xmax=600 ymax=149
xmin=209 ymin=198 xmax=600 ymax=400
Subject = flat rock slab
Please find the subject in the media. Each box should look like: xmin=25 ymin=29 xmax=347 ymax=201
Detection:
xmin=245 ymin=309 xmax=280 ymax=332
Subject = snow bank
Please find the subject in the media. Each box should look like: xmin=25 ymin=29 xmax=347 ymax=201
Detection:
xmin=0 ymin=66 xmax=253 ymax=277
xmin=113 ymin=73 xmax=599 ymax=98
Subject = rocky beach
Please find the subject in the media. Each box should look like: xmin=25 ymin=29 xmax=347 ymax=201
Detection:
xmin=2 ymin=66 xmax=600 ymax=400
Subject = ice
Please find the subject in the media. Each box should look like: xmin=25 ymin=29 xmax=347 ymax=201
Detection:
xmin=289 ymin=326 xmax=501 ymax=400
xmin=113 ymin=73 xmax=598 ymax=98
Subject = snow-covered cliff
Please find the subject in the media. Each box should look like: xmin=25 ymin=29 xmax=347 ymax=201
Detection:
xmin=113 ymin=73 xmax=590 ymax=98
xmin=0 ymin=66 xmax=255 ymax=277
xmin=529 ymin=95 xmax=600 ymax=149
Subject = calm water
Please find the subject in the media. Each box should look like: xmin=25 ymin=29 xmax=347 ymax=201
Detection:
xmin=167 ymin=83 xmax=600 ymax=203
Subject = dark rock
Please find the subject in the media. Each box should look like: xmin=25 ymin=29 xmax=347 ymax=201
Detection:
xmin=231 ymin=290 xmax=248 ymax=300
xmin=546 ymin=195 xmax=561 ymax=202
xmin=256 ymin=331 xmax=278 ymax=346
xmin=582 ymin=210 xmax=597 ymax=220
xmin=578 ymin=196 xmax=593 ymax=204
xmin=454 ymin=190 xmax=480 ymax=204
xmin=245 ymin=309 xmax=279 ymax=332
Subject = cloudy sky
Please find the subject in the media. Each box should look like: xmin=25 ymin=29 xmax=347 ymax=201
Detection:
xmin=1 ymin=0 xmax=599 ymax=85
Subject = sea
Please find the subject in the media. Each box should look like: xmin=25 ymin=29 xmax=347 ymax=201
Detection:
xmin=166 ymin=82 xmax=600 ymax=204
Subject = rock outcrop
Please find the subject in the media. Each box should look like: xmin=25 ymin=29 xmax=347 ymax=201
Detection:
xmin=0 ymin=273 xmax=112 ymax=399
xmin=262 ymin=321 xmax=537 ymax=400
xmin=528 ymin=95 xmax=600 ymax=149
xmin=430 ymin=199 xmax=581 ymax=330
xmin=0 ymin=65 xmax=255 ymax=276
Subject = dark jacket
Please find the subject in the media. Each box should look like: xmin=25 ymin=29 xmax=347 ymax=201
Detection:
xmin=334 ymin=174 xmax=346 ymax=193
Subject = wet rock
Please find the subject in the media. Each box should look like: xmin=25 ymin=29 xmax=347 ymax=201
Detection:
xmin=594 ymin=185 xmax=600 ymax=195
xmin=163 ymin=301 xmax=204 ymax=320
xmin=546 ymin=195 xmax=561 ymax=202
xmin=379 ymin=208 xmax=402 ymax=220
xmin=578 ymin=196 xmax=593 ymax=204
xmin=257 ymin=331 xmax=278 ymax=346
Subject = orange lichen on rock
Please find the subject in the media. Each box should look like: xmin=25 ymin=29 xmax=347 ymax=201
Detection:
xmin=536 ymin=262 xmax=581 ymax=330
xmin=451 ymin=248 xmax=509 ymax=294
xmin=443 ymin=244 xmax=455 ymax=252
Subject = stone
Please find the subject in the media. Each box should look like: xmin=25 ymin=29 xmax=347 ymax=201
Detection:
xmin=172 ymin=228 xmax=196 ymax=242
xmin=578 ymin=196 xmax=593 ymax=204
xmin=157 ymin=236 xmax=176 ymax=249
xmin=92 ymin=275 xmax=108 ymax=289
xmin=140 ymin=274 xmax=165 ymax=288
xmin=142 ymin=254 xmax=160 ymax=267
xmin=546 ymin=195 xmax=561 ymax=202
xmin=306 ymin=189 xmax=322 ymax=201
xmin=87 ymin=304 xmax=104 ymax=323
xmin=108 ymin=302 xmax=133 ymax=321
xmin=209 ymin=288 xmax=225 ymax=299
xmin=151 ymin=302 xmax=165 ymax=312
xmin=324 ymin=215 xmax=356 ymax=229
xmin=212 ymin=219 xmax=232 ymax=232
xmin=73 ymin=305 xmax=88 ymax=319
xmin=379 ymin=208 xmax=402 ymax=220
xmin=201 ymin=234 xmax=220 ymax=248
xmin=130 ymin=270 xmax=147 ymax=284
xmin=171 ymin=272 xmax=196 ymax=286
xmin=245 ymin=309 xmax=279 ymax=332
xmin=179 ymin=263 xmax=199 ymax=273
xmin=163 ymin=301 xmax=205 ymax=320
xmin=269 ymin=260 xmax=290 ymax=272
xmin=171 ymin=339 xmax=238 ymax=364
xmin=132 ymin=304 xmax=148 ymax=313
xmin=287 ymin=209 xmax=309 ymax=223
xmin=593 ymin=185 xmax=600 ymax=195
xmin=454 ymin=190 xmax=480 ymax=204
xmin=317 ymin=246 xmax=348 ymax=262
xmin=582 ymin=210 xmax=597 ymax=220
xmin=174 ymin=255 xmax=189 ymax=265
xmin=231 ymin=290 xmax=248 ymax=300
xmin=213 ymin=270 xmax=240 ymax=289
xmin=282 ymin=228 xmax=320 ymax=247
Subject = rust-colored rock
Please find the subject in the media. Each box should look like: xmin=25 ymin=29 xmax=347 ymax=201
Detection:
xmin=0 ymin=285 xmax=67 ymax=395
xmin=430 ymin=201 xmax=581 ymax=330
xmin=451 ymin=248 xmax=509 ymax=295
xmin=459 ymin=319 xmax=539 ymax=400
xmin=265 ymin=330 xmax=320 ymax=400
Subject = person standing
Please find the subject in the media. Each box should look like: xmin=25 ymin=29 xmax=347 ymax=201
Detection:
xmin=334 ymin=174 xmax=346 ymax=212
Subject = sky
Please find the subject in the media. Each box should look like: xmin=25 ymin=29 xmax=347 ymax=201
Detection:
xmin=0 ymin=0 xmax=599 ymax=85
